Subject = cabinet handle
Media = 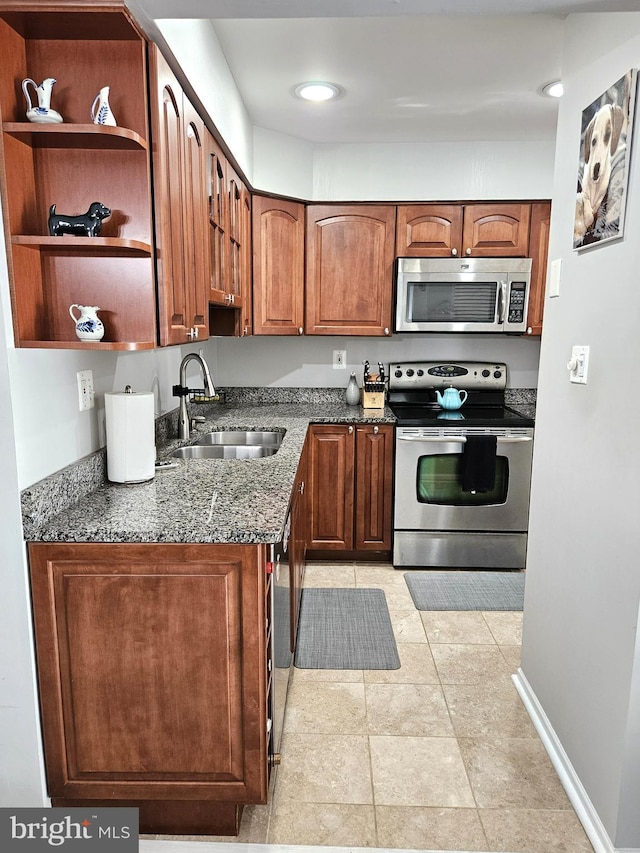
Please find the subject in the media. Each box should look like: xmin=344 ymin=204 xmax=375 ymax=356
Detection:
xmin=373 ymin=425 xmax=379 ymax=434
xmin=451 ymin=248 xmax=458 ymax=256
xmin=348 ymin=425 xmax=354 ymax=434
xmin=186 ymin=327 xmax=196 ymax=340
xmin=225 ymin=293 xmax=235 ymax=305
xmin=299 ymin=481 xmax=305 ymax=495
xmin=527 ymin=327 xmax=532 ymax=335
xmin=298 ymin=326 xmax=304 ymax=335
xmin=465 ymin=247 xmax=472 ymax=256
xmin=384 ymin=327 xmax=390 ymax=336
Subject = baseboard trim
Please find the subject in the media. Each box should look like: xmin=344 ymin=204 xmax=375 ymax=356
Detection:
xmin=513 ymin=669 xmax=639 ymax=853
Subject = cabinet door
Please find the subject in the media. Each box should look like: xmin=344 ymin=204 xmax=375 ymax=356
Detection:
xmin=151 ymin=47 xmax=208 ymax=345
xmin=182 ymin=99 xmax=209 ymax=342
xmin=290 ymin=436 xmax=309 ymax=652
xmin=355 ymin=425 xmax=394 ymax=551
xmin=28 ymin=542 xmax=269 ymax=805
xmin=308 ymin=425 xmax=355 ymax=549
xmin=206 ymin=131 xmax=228 ymax=306
xmin=306 ymin=205 xmax=395 ymax=336
xmin=239 ymin=184 xmax=253 ymax=336
xmin=525 ymin=201 xmax=551 ymax=336
xmin=396 ymin=204 xmax=463 ymax=257
xmin=461 ymin=203 xmax=531 ymax=257
xmin=252 ymin=195 xmax=305 ymax=335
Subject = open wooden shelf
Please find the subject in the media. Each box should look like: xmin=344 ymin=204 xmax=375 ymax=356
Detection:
xmin=12 ymin=235 xmax=153 ymax=255
xmin=19 ymin=339 xmax=156 ymax=351
xmin=3 ymin=123 xmax=148 ymax=150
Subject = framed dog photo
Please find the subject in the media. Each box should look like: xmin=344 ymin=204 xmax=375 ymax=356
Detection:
xmin=574 ymin=69 xmax=638 ymax=250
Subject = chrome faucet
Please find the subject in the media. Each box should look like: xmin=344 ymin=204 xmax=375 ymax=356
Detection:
xmin=173 ymin=352 xmax=216 ymax=440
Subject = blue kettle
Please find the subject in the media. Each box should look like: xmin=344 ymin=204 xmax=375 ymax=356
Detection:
xmin=435 ymin=387 xmax=468 ymax=410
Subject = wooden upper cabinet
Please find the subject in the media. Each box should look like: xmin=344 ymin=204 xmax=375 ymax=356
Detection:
xmin=0 ymin=4 xmax=157 ymax=350
xmin=306 ymin=205 xmax=395 ymax=336
xmin=252 ymin=195 xmax=305 ymax=335
xmin=396 ymin=205 xmax=463 ymax=257
xmin=397 ymin=203 xmax=531 ymax=258
xmin=462 ymin=203 xmax=530 ymax=257
xmin=207 ymin=131 xmax=228 ymax=306
xmin=525 ymin=201 xmax=551 ymax=336
xmin=149 ymin=46 xmax=208 ymax=346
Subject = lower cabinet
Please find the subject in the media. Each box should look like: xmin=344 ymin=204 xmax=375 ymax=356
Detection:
xmin=27 ymin=541 xmax=271 ymax=835
xmin=290 ymin=435 xmax=309 ymax=651
xmin=307 ymin=424 xmax=394 ymax=554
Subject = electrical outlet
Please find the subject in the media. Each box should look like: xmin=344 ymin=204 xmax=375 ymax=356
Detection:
xmin=333 ymin=349 xmax=347 ymax=369
xmin=77 ymin=369 xmax=95 ymax=411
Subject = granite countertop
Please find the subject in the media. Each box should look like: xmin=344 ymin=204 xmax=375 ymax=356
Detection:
xmin=26 ymin=400 xmax=395 ymax=546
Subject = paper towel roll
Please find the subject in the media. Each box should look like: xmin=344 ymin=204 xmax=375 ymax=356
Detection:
xmin=105 ymin=388 xmax=155 ymax=483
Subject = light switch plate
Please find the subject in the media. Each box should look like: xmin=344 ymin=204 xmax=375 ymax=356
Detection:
xmin=77 ymin=369 xmax=95 ymax=410
xmin=568 ymin=345 xmax=589 ymax=384
xmin=549 ymin=258 xmax=561 ymax=298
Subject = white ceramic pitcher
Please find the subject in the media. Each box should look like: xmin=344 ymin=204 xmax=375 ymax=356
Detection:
xmin=22 ymin=77 xmax=63 ymax=123
xmin=90 ymin=86 xmax=117 ymax=126
xmin=69 ymin=304 xmax=104 ymax=342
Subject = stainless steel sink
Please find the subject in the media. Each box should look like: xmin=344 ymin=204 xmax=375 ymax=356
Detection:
xmin=171 ymin=444 xmax=279 ymax=460
xmin=194 ymin=430 xmax=283 ymax=447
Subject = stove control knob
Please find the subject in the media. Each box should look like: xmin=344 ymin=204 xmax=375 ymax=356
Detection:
xmin=394 ymin=369 xmax=403 ymax=378
xmin=417 ymin=369 xmax=424 ymax=377
xmin=494 ymin=370 xmax=502 ymax=379
xmin=482 ymin=369 xmax=490 ymax=378
xmin=406 ymin=369 xmax=414 ymax=377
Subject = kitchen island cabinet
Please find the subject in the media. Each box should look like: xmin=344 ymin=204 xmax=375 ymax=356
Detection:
xmin=307 ymin=423 xmax=393 ymax=555
xmin=305 ymin=205 xmax=395 ymax=336
xmin=28 ymin=540 xmax=271 ymax=835
xmin=397 ymin=202 xmax=532 ymax=258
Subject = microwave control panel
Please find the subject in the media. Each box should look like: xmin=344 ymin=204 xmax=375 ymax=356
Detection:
xmin=507 ymin=282 xmax=527 ymax=324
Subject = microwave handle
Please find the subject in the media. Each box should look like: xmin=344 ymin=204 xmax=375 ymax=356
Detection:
xmin=497 ymin=281 xmax=506 ymax=324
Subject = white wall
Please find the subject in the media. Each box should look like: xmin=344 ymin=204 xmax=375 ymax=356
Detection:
xmin=216 ymin=333 xmax=540 ymax=389
xmin=521 ymin=12 xmax=640 ymax=849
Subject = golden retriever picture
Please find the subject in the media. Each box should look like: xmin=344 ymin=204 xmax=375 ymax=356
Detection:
xmin=574 ymin=70 xmax=637 ymax=249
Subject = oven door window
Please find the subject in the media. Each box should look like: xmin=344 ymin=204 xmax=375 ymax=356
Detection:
xmin=416 ymin=453 xmax=509 ymax=506
xmin=407 ymin=281 xmax=497 ymax=323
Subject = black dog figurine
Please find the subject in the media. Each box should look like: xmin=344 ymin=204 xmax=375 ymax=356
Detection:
xmin=48 ymin=201 xmax=111 ymax=237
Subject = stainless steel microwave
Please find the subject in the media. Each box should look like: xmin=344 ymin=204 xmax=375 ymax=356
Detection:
xmin=394 ymin=257 xmax=532 ymax=334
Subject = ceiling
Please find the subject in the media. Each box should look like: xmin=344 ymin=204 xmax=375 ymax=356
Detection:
xmin=131 ymin=0 xmax=640 ymax=145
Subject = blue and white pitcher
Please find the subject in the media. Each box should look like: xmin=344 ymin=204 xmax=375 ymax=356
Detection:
xmin=69 ymin=304 xmax=104 ymax=342
xmin=22 ymin=77 xmax=63 ymax=123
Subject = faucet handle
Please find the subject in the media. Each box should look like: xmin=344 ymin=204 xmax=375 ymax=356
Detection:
xmin=173 ymin=384 xmax=189 ymax=397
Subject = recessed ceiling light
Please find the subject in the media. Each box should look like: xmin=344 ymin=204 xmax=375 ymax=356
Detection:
xmin=294 ymin=82 xmax=342 ymax=102
xmin=542 ymin=80 xmax=564 ymax=98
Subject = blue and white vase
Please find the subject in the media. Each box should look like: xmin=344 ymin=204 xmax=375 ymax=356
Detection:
xmin=90 ymin=86 xmax=117 ymax=127
xmin=69 ymin=304 xmax=104 ymax=342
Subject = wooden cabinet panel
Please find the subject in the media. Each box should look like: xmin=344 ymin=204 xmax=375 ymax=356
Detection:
xmin=397 ymin=202 xmax=531 ymax=258
xmin=290 ymin=436 xmax=309 ymax=651
xmin=0 ymin=7 xmax=157 ymax=350
xmin=526 ymin=201 xmax=551 ymax=336
xmin=355 ymin=425 xmax=394 ymax=550
xmin=308 ymin=424 xmax=393 ymax=553
xmin=306 ymin=205 xmax=395 ymax=336
xmin=28 ymin=541 xmax=268 ymax=805
xmin=308 ymin=425 xmax=355 ymax=549
xmin=461 ymin=203 xmax=531 ymax=257
xmin=207 ymin=131 xmax=228 ymax=305
xmin=396 ymin=204 xmax=463 ymax=257
xmin=252 ymin=195 xmax=305 ymax=335
xmin=150 ymin=46 xmax=208 ymax=346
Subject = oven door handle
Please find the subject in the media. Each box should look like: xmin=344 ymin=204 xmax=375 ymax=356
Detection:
xmin=397 ymin=435 xmax=533 ymax=443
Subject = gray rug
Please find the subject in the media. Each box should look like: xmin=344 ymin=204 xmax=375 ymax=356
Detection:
xmin=294 ymin=588 xmax=400 ymax=670
xmin=405 ymin=571 xmax=525 ymax=611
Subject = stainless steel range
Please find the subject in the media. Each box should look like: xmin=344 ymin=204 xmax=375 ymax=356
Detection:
xmin=388 ymin=361 xmax=534 ymax=569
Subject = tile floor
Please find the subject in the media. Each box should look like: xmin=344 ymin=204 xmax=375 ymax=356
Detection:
xmin=152 ymin=562 xmax=594 ymax=853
